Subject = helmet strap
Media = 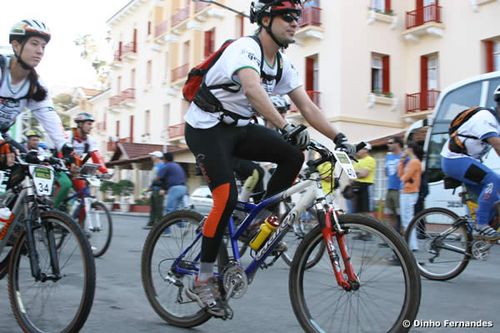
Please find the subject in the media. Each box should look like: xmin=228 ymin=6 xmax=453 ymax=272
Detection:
xmin=12 ymin=40 xmax=34 ymax=70
xmin=263 ymin=16 xmax=289 ymax=49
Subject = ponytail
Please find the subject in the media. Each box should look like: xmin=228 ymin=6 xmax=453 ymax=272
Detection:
xmin=27 ymin=68 xmax=47 ymax=102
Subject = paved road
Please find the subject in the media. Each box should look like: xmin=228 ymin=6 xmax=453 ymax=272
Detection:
xmin=1 ymin=213 xmax=499 ymax=332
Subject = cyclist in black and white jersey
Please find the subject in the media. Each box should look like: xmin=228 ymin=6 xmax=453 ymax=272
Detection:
xmin=0 ymin=19 xmax=71 ymax=157
xmin=184 ymin=0 xmax=356 ymax=315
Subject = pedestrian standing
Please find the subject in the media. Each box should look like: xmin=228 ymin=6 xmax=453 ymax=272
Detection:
xmin=398 ymin=142 xmax=423 ymax=251
xmin=143 ymin=151 xmax=165 ymax=229
xmin=384 ymin=136 xmax=403 ymax=234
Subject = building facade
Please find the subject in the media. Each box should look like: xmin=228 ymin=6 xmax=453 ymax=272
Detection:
xmin=98 ymin=0 xmax=499 ymax=200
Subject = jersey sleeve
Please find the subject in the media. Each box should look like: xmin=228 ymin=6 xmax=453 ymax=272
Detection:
xmin=273 ymin=54 xmax=302 ymax=95
xmin=221 ymin=38 xmax=262 ymax=83
xmin=31 ymin=108 xmax=68 ymax=150
xmin=472 ymin=110 xmax=500 ymax=140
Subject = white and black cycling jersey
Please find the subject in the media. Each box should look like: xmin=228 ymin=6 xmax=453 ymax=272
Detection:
xmin=441 ymin=109 xmax=500 ymax=160
xmin=0 ymin=55 xmax=67 ymax=149
xmin=185 ymin=37 xmax=301 ymax=129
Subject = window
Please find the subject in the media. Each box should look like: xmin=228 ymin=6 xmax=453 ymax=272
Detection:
xmin=144 ymin=110 xmax=151 ymax=135
xmin=183 ymin=41 xmax=190 ymax=65
xmin=163 ymin=104 xmax=171 ymax=139
xmin=204 ymin=28 xmax=215 ymax=58
xmin=131 ymin=68 xmax=136 ymax=88
xmin=371 ymin=53 xmax=390 ymax=94
xmin=494 ymin=42 xmax=500 ymax=71
xmin=146 ymin=60 xmax=152 ymax=85
xmin=129 ymin=115 xmax=134 ymax=143
xmin=147 ymin=21 xmax=152 ymax=36
xmin=116 ymin=120 xmax=120 ymax=137
xmin=427 ymin=54 xmax=439 ymax=90
xmin=370 ymin=0 xmax=391 ymax=12
xmin=485 ymin=39 xmax=500 ymax=72
xmin=117 ymin=76 xmax=122 ymax=94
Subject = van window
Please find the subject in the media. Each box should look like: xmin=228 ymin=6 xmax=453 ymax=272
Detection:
xmin=434 ymin=81 xmax=482 ymax=122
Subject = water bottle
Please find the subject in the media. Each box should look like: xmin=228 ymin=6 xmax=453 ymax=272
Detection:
xmin=0 ymin=207 xmax=14 ymax=240
xmin=249 ymin=215 xmax=279 ymax=251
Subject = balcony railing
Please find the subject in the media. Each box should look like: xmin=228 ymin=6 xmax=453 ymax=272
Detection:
xmin=195 ymin=2 xmax=210 ymax=13
xmin=109 ymin=94 xmax=122 ymax=107
xmin=154 ymin=20 xmax=169 ymax=38
xmin=171 ymin=64 xmax=189 ymax=83
xmin=168 ymin=123 xmax=185 ymax=139
xmin=291 ymin=90 xmax=321 ymax=112
xmin=406 ymin=4 xmax=442 ymax=29
xmin=113 ymin=48 xmax=122 ymax=62
xmin=172 ymin=4 xmax=190 ymax=27
xmin=405 ymin=89 xmax=440 ymax=113
xmin=122 ymin=41 xmax=137 ymax=57
xmin=299 ymin=6 xmax=322 ymax=27
xmin=121 ymin=88 xmax=136 ymax=103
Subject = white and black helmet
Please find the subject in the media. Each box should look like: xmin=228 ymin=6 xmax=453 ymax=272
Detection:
xmin=9 ymin=19 xmax=51 ymax=44
xmin=494 ymin=85 xmax=500 ymax=103
xmin=270 ymin=95 xmax=290 ymax=113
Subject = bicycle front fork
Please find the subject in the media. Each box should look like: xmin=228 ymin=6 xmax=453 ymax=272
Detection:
xmin=321 ymin=208 xmax=359 ymax=291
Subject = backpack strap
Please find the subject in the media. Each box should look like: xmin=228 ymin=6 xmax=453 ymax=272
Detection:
xmin=0 ymin=55 xmax=6 ymax=88
xmin=247 ymin=35 xmax=282 ymax=85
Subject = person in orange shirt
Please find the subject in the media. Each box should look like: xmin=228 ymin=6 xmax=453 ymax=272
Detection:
xmin=398 ymin=142 xmax=423 ymax=251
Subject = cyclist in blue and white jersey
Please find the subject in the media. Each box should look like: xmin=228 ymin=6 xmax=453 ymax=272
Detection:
xmin=441 ymin=86 xmax=500 ymax=240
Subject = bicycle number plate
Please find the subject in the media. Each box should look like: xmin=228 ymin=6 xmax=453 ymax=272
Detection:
xmin=332 ymin=151 xmax=357 ymax=179
xmin=29 ymin=165 xmax=55 ymax=196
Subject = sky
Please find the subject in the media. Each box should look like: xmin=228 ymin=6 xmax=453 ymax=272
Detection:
xmin=1 ymin=0 xmax=131 ymax=93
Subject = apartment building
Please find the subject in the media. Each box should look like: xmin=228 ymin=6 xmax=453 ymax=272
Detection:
xmin=99 ymin=0 xmax=499 ymax=198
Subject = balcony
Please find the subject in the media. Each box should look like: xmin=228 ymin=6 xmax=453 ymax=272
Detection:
xmin=195 ymin=1 xmax=210 ymax=13
xmin=120 ymin=88 xmax=136 ymax=108
xmin=295 ymin=7 xmax=324 ymax=41
xmin=171 ymin=4 xmax=190 ymax=32
xmin=109 ymin=94 xmax=122 ymax=108
xmin=168 ymin=123 xmax=185 ymax=141
xmin=405 ymin=89 xmax=440 ymax=113
xmin=122 ymin=41 xmax=137 ymax=61
xmin=154 ymin=20 xmax=169 ymax=43
xmin=290 ymin=90 xmax=321 ymax=113
xmin=171 ymin=64 xmax=189 ymax=84
xmin=403 ymin=4 xmax=444 ymax=41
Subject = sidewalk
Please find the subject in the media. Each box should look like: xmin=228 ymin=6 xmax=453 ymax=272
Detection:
xmin=109 ymin=210 xmax=149 ymax=218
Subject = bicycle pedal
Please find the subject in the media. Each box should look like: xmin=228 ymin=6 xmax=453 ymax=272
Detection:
xmin=219 ymin=303 xmax=233 ymax=321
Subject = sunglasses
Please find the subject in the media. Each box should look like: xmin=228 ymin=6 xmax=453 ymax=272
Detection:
xmin=387 ymin=141 xmax=395 ymax=144
xmin=280 ymin=13 xmax=301 ymax=23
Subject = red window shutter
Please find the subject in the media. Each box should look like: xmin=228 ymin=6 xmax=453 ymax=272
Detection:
xmin=104 ymin=113 xmax=107 ymax=131
xmin=204 ymin=30 xmax=214 ymax=58
xmin=385 ymin=0 xmax=391 ymax=11
xmin=147 ymin=21 xmax=151 ymax=35
xmin=382 ymin=55 xmax=390 ymax=94
xmin=416 ymin=0 xmax=424 ymax=25
xmin=420 ymin=56 xmax=428 ymax=110
xmin=305 ymin=57 xmax=314 ymax=91
xmin=239 ymin=16 xmax=245 ymax=37
xmin=485 ymin=40 xmax=494 ymax=73
xmin=116 ymin=120 xmax=120 ymax=137
xmin=130 ymin=115 xmax=134 ymax=143
xmin=133 ymin=29 xmax=138 ymax=52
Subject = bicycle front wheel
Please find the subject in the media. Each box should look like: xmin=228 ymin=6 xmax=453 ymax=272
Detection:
xmin=8 ymin=210 xmax=96 ymax=333
xmin=406 ymin=207 xmax=471 ymax=281
xmin=289 ymin=214 xmax=421 ymax=333
xmin=85 ymin=201 xmax=113 ymax=257
xmin=281 ymin=216 xmax=324 ymax=269
xmin=141 ymin=209 xmax=211 ymax=328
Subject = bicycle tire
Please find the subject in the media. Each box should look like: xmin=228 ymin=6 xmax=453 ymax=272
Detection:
xmin=8 ymin=210 xmax=96 ymax=333
xmin=86 ymin=201 xmax=113 ymax=257
xmin=0 ymin=248 xmax=10 ymax=279
xmin=141 ymin=209 xmax=212 ymax=328
xmin=405 ymin=207 xmax=471 ymax=281
xmin=289 ymin=214 xmax=421 ymax=333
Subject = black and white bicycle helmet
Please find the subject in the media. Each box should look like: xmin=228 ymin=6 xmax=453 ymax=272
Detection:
xmin=493 ymin=85 xmax=500 ymax=103
xmin=271 ymin=95 xmax=290 ymax=113
xmin=9 ymin=19 xmax=51 ymax=44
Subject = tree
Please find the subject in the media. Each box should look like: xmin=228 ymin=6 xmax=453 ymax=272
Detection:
xmin=74 ymin=34 xmax=110 ymax=89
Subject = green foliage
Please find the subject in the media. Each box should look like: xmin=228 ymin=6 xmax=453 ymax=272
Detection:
xmin=100 ymin=180 xmax=115 ymax=193
xmin=115 ymin=179 xmax=135 ymax=196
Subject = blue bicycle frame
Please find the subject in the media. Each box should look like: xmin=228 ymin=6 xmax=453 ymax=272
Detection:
xmin=172 ymin=178 xmax=319 ymax=281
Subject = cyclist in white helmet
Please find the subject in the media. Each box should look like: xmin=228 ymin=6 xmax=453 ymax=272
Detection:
xmin=0 ymin=20 xmax=71 ymax=156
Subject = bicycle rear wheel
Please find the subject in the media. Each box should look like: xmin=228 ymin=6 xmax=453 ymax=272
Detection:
xmin=405 ymin=207 xmax=471 ymax=281
xmin=8 ymin=210 xmax=96 ymax=333
xmin=141 ymin=209 xmax=212 ymax=328
xmin=289 ymin=214 xmax=421 ymax=333
xmin=85 ymin=201 xmax=113 ymax=257
xmin=0 ymin=248 xmax=10 ymax=279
